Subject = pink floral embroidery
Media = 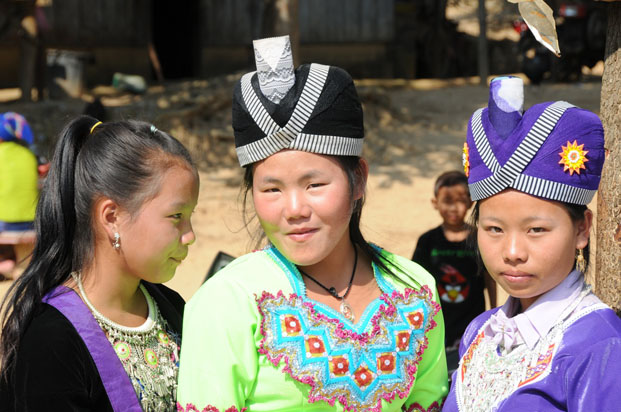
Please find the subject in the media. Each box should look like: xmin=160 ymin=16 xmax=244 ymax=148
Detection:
xmin=176 ymin=403 xmax=247 ymax=412
xmin=403 ymin=399 xmax=445 ymax=412
xmin=256 ymin=286 xmax=441 ymax=412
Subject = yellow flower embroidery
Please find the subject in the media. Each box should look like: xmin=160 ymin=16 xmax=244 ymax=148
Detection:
xmin=463 ymin=142 xmax=470 ymax=177
xmin=559 ymin=140 xmax=589 ymax=175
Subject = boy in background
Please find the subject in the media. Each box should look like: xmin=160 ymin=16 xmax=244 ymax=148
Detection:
xmin=412 ymin=170 xmax=496 ymax=349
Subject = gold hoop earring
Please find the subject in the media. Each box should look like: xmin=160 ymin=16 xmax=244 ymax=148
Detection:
xmin=575 ymin=248 xmax=586 ymax=273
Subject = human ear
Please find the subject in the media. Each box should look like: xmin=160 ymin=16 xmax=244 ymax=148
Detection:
xmin=431 ymin=197 xmax=439 ymax=210
xmin=575 ymin=209 xmax=593 ymax=250
xmin=353 ymin=158 xmax=369 ymax=201
xmin=93 ymin=197 xmax=123 ymax=243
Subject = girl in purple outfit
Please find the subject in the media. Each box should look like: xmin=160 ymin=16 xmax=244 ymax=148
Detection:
xmin=443 ymin=78 xmax=621 ymax=412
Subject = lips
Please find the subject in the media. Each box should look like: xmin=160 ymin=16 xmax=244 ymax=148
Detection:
xmin=170 ymin=254 xmax=187 ymax=264
xmin=286 ymin=228 xmax=317 ymax=242
xmin=500 ymin=271 xmax=534 ymax=283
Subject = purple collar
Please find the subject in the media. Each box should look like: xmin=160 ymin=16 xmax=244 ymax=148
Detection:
xmin=489 ymin=270 xmax=585 ymax=350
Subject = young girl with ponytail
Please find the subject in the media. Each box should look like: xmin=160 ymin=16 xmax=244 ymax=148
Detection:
xmin=0 ymin=116 xmax=199 ymax=411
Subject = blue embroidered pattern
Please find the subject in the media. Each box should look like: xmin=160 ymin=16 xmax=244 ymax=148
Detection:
xmin=256 ymin=247 xmax=440 ymax=412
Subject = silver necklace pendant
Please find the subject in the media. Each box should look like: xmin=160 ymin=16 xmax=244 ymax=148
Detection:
xmin=340 ymin=299 xmax=355 ymax=323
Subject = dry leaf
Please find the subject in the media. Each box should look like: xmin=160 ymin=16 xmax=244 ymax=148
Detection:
xmin=508 ymin=0 xmax=561 ymax=56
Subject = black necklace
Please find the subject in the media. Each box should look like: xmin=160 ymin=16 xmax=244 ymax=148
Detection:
xmin=298 ymin=246 xmax=358 ymax=322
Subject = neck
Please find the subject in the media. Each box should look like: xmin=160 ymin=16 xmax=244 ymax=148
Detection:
xmin=518 ymin=297 xmax=536 ymax=312
xmin=298 ymin=235 xmax=357 ymax=288
xmin=443 ymin=222 xmax=468 ymax=232
xmin=77 ymin=250 xmax=147 ymax=326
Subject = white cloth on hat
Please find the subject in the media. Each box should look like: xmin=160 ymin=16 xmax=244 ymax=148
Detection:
xmin=253 ymin=36 xmax=295 ymax=104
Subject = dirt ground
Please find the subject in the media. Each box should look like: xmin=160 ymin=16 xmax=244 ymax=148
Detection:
xmin=0 ymin=73 xmax=603 ymax=303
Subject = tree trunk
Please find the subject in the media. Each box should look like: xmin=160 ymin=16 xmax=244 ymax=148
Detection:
xmin=596 ymin=3 xmax=621 ymax=316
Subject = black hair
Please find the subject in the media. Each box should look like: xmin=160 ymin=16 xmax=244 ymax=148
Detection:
xmin=0 ymin=115 xmax=196 ymax=383
xmin=434 ymin=170 xmax=469 ymax=197
xmin=468 ymin=199 xmax=590 ymax=275
xmin=241 ymin=155 xmax=405 ymax=280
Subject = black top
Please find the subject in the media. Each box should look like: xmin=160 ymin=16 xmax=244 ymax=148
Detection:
xmin=0 ymin=282 xmax=184 ymax=412
xmin=412 ymin=226 xmax=485 ymax=347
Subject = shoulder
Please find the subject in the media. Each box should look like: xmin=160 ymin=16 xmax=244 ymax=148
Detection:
xmin=554 ymin=307 xmax=621 ymax=377
xmin=18 ymin=303 xmax=94 ymax=371
xmin=0 ymin=142 xmax=36 ymax=161
xmin=561 ymin=306 xmax=621 ymax=349
xmin=379 ymin=247 xmax=437 ymax=292
xmin=143 ymin=282 xmax=185 ymax=334
xmin=208 ymin=249 xmax=284 ymax=289
xmin=186 ymin=250 xmax=288 ymax=313
xmin=419 ymin=226 xmax=443 ymax=242
xmin=468 ymin=308 xmax=498 ymax=330
xmin=9 ymin=304 xmax=110 ymax=410
xmin=22 ymin=303 xmax=82 ymax=345
xmin=459 ymin=308 xmax=498 ymax=353
xmin=144 ymin=282 xmax=185 ymax=310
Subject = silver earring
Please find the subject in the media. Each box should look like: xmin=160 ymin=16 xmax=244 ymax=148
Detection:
xmin=113 ymin=232 xmax=121 ymax=250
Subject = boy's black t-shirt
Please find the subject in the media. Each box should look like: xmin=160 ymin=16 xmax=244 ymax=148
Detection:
xmin=412 ymin=225 xmax=485 ymax=347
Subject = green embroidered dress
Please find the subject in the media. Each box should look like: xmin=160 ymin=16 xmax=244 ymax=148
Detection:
xmin=177 ymin=246 xmax=448 ymax=412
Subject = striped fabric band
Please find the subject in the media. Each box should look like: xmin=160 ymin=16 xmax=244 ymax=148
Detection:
xmin=511 ymin=173 xmax=596 ymax=205
xmin=289 ymin=133 xmax=363 ymax=156
xmin=237 ymin=63 xmax=362 ymax=165
xmin=470 ymin=108 xmax=500 ymax=174
xmin=468 ymin=101 xmax=591 ymax=203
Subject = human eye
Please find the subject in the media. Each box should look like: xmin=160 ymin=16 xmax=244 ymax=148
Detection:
xmin=528 ymin=227 xmax=547 ymax=234
xmin=308 ymin=182 xmax=326 ymax=189
xmin=169 ymin=212 xmax=183 ymax=220
xmin=484 ymin=225 xmax=502 ymax=234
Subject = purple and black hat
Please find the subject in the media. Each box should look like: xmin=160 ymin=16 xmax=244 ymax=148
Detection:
xmin=232 ymin=36 xmax=364 ymax=167
xmin=463 ymin=101 xmax=605 ymax=205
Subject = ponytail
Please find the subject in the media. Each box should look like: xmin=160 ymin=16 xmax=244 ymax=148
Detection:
xmin=0 ymin=116 xmax=94 ymax=382
xmin=0 ymin=115 xmax=195 ymax=383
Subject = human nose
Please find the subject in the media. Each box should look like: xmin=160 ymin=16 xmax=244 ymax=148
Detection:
xmin=283 ymin=190 xmax=310 ymax=220
xmin=181 ymin=220 xmax=196 ymax=246
xmin=502 ymin=233 xmax=527 ymax=263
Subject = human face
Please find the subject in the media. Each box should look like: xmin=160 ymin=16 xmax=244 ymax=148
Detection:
xmin=252 ymin=150 xmax=364 ymax=267
xmin=477 ymin=190 xmax=591 ymax=310
xmin=117 ymin=165 xmax=199 ymax=284
xmin=433 ymin=184 xmax=472 ymax=228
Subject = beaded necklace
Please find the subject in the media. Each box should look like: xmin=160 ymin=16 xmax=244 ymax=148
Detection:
xmin=74 ymin=273 xmax=180 ymax=411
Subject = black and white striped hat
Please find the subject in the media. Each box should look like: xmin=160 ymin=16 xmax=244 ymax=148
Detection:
xmin=232 ymin=60 xmax=364 ymax=167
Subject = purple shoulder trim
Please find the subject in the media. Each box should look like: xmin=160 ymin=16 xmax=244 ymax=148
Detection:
xmin=43 ymin=286 xmax=142 ymax=412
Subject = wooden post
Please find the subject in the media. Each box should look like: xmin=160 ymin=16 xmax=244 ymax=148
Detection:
xmin=18 ymin=14 xmax=38 ymax=102
xmin=596 ymin=3 xmax=621 ymax=316
xmin=477 ymin=0 xmax=489 ymax=85
xmin=261 ymin=0 xmax=300 ymax=66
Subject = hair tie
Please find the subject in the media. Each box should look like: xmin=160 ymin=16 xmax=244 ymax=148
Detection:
xmin=150 ymin=124 xmax=159 ymax=134
xmin=90 ymin=121 xmax=102 ymax=134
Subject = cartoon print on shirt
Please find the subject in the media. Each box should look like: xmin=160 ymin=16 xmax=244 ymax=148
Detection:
xmin=437 ymin=264 xmax=470 ymax=304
